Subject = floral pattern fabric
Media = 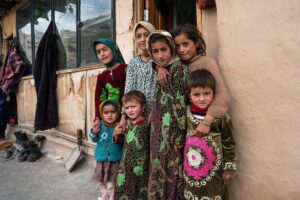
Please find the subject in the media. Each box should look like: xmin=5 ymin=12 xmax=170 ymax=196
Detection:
xmin=184 ymin=106 xmax=237 ymax=200
xmin=114 ymin=119 xmax=150 ymax=200
xmin=148 ymin=60 xmax=188 ymax=200
xmin=124 ymin=56 xmax=157 ymax=114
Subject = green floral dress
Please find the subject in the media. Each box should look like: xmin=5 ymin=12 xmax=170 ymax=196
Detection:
xmin=183 ymin=106 xmax=237 ymax=200
xmin=148 ymin=60 xmax=188 ymax=200
xmin=115 ymin=119 xmax=150 ymax=200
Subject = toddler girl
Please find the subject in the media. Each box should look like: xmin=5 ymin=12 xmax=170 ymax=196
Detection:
xmin=114 ymin=90 xmax=150 ymax=200
xmin=89 ymin=99 xmax=122 ymax=200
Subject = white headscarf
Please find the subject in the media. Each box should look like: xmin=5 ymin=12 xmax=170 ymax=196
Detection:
xmin=133 ymin=21 xmax=155 ymax=57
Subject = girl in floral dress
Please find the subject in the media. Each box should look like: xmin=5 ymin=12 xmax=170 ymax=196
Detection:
xmin=184 ymin=69 xmax=236 ymax=200
xmin=114 ymin=90 xmax=150 ymax=200
xmin=146 ymin=30 xmax=188 ymax=200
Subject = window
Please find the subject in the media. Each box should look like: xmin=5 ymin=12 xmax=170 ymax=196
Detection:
xmin=80 ymin=0 xmax=114 ymax=66
xmin=17 ymin=0 xmax=115 ymax=73
xmin=54 ymin=0 xmax=77 ymax=68
xmin=17 ymin=3 xmax=32 ymax=66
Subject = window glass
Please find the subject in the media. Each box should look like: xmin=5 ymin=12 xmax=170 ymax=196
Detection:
xmin=17 ymin=0 xmax=115 ymax=71
xmin=54 ymin=0 xmax=77 ymax=69
xmin=34 ymin=0 xmax=51 ymax=56
xmin=80 ymin=0 xmax=113 ymax=66
xmin=17 ymin=4 xmax=32 ymax=64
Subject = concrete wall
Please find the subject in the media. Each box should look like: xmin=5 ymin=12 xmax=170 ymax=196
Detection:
xmin=215 ymin=0 xmax=300 ymax=199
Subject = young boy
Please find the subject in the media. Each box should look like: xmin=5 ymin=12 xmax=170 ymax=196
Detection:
xmin=114 ymin=90 xmax=150 ymax=200
xmin=183 ymin=69 xmax=237 ymax=200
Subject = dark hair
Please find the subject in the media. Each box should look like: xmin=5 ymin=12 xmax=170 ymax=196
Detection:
xmin=148 ymin=33 xmax=173 ymax=56
xmin=187 ymin=69 xmax=216 ymax=93
xmin=122 ymin=90 xmax=146 ymax=107
xmin=171 ymin=24 xmax=206 ymax=56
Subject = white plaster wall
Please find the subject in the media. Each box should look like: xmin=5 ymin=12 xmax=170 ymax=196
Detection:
xmin=216 ymin=0 xmax=300 ymax=199
xmin=115 ymin=0 xmax=134 ymax=63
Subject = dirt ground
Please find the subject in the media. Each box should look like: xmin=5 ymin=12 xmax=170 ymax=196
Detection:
xmin=0 ymin=151 xmax=98 ymax=200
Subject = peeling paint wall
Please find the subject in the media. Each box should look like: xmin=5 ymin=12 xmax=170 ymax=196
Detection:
xmin=215 ymin=0 xmax=300 ymax=199
xmin=55 ymin=72 xmax=86 ymax=136
xmin=17 ymin=78 xmax=36 ymax=126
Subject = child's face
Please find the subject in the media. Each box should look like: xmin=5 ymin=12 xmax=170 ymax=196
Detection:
xmin=95 ymin=43 xmax=114 ymax=65
xmin=150 ymin=40 xmax=172 ymax=66
xmin=102 ymin=104 xmax=118 ymax=124
xmin=124 ymin=100 xmax=144 ymax=120
xmin=135 ymin=27 xmax=150 ymax=51
xmin=174 ymin=33 xmax=198 ymax=62
xmin=189 ymin=86 xmax=214 ymax=109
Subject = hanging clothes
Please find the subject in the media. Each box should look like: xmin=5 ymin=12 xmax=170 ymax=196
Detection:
xmin=0 ymin=88 xmax=8 ymax=138
xmin=0 ymin=38 xmax=29 ymax=94
xmin=34 ymin=21 xmax=58 ymax=131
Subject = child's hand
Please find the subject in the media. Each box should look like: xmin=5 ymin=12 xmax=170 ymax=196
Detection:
xmin=118 ymin=114 xmax=127 ymax=132
xmin=223 ymin=171 xmax=233 ymax=180
xmin=194 ymin=123 xmax=210 ymax=136
xmin=194 ymin=115 xmax=214 ymax=136
xmin=157 ymin=66 xmax=169 ymax=86
xmin=173 ymin=144 xmax=183 ymax=153
xmin=113 ymin=125 xmax=123 ymax=142
xmin=92 ymin=117 xmax=101 ymax=134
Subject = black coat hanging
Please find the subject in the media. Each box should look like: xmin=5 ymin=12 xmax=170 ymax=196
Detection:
xmin=34 ymin=21 xmax=59 ymax=131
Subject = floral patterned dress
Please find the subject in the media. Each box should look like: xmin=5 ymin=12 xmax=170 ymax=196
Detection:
xmin=115 ymin=118 xmax=150 ymax=200
xmin=183 ymin=106 xmax=237 ymax=200
xmin=148 ymin=60 xmax=188 ymax=200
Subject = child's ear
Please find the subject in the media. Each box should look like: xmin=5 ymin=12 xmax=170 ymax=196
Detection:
xmin=185 ymin=90 xmax=191 ymax=104
xmin=195 ymin=40 xmax=200 ymax=48
xmin=142 ymin=105 xmax=146 ymax=113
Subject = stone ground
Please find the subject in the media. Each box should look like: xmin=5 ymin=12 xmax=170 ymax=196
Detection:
xmin=0 ymin=150 xmax=98 ymax=200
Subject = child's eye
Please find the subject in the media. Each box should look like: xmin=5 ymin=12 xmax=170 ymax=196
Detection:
xmin=161 ymin=47 xmax=169 ymax=52
xmin=103 ymin=111 xmax=108 ymax=115
xmin=183 ymin=42 xmax=189 ymax=47
xmin=136 ymin=34 xmax=141 ymax=39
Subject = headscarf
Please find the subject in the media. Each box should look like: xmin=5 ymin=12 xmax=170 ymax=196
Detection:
xmin=99 ymin=99 xmax=121 ymax=127
xmin=133 ymin=21 xmax=155 ymax=57
xmin=146 ymin=30 xmax=179 ymax=67
xmin=93 ymin=38 xmax=125 ymax=68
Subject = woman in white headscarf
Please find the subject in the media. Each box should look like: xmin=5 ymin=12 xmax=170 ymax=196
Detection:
xmin=117 ymin=21 xmax=156 ymax=129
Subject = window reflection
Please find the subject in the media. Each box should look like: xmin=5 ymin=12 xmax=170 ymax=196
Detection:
xmin=17 ymin=4 xmax=32 ymax=64
xmin=80 ymin=0 xmax=113 ymax=66
xmin=34 ymin=0 xmax=51 ymax=56
xmin=17 ymin=0 xmax=114 ymax=71
xmin=54 ymin=0 xmax=77 ymax=69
